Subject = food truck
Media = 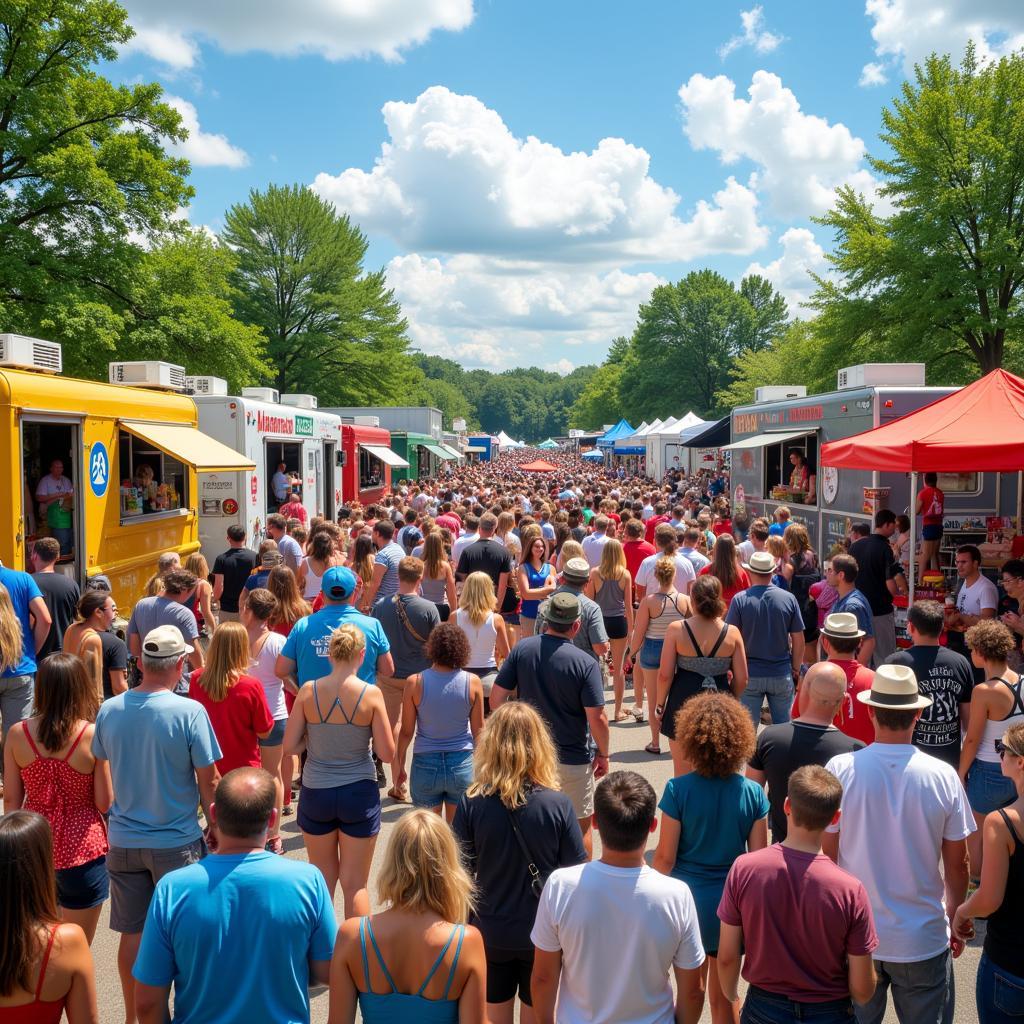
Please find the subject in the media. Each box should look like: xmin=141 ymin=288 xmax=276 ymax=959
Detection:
xmin=725 ymin=363 xmax=1009 ymax=570
xmin=192 ymin=385 xmax=344 ymax=560
xmin=339 ymin=422 xmax=408 ymax=506
xmin=0 ymin=339 xmax=253 ymax=606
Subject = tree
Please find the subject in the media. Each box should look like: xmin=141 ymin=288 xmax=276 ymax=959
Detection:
xmin=813 ymin=46 xmax=1024 ymax=376
xmin=569 ymin=361 xmax=623 ymax=428
xmin=0 ymin=0 xmax=192 ymax=372
xmin=618 ymin=270 xmax=755 ymax=418
xmin=222 ymin=184 xmax=411 ymax=404
xmin=738 ymin=275 xmax=789 ymax=352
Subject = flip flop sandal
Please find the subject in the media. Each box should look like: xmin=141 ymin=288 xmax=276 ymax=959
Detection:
xmin=644 ymin=742 xmax=662 ymax=755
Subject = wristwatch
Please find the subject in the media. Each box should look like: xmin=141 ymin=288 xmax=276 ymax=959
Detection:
xmin=594 ymin=751 xmax=608 ymax=759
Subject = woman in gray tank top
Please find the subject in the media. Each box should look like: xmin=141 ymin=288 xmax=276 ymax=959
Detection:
xmin=394 ymin=622 xmax=485 ymax=823
xmin=584 ymin=539 xmax=634 ymax=723
xmin=283 ymin=623 xmax=396 ymax=919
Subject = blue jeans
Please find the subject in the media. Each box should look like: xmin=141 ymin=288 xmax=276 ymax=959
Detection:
xmin=742 ymin=986 xmax=854 ymax=1023
xmin=740 ymin=675 xmax=793 ymax=727
xmin=967 ymin=758 xmax=1017 ymax=815
xmin=855 ymin=950 xmax=953 ymax=1024
xmin=51 ymin=526 xmax=73 ymax=555
xmin=411 ymin=750 xmax=474 ymax=809
xmin=978 ymin=953 xmax=1024 ymax=1022
xmin=0 ymin=673 xmax=34 ymax=742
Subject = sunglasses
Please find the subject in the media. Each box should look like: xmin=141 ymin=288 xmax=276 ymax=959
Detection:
xmin=995 ymin=738 xmax=1024 ymax=759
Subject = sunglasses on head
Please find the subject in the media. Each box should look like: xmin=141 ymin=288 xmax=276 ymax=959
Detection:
xmin=995 ymin=738 xmax=1024 ymax=759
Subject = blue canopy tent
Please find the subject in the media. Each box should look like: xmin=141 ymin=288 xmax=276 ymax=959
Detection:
xmin=581 ymin=449 xmax=604 ymax=461
xmin=596 ymin=419 xmax=635 ymax=449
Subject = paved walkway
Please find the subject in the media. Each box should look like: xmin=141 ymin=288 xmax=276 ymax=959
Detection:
xmin=89 ymin=689 xmax=984 ymax=1022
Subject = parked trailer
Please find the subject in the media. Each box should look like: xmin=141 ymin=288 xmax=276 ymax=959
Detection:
xmin=193 ymin=392 xmax=343 ymax=559
xmin=726 ymin=364 xmax=1019 ymax=582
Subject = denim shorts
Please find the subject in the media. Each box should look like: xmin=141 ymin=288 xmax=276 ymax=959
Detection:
xmin=639 ymin=637 xmax=664 ymax=669
xmin=967 ymin=758 xmax=1017 ymax=815
xmin=258 ymin=718 xmax=287 ymax=747
xmin=742 ymin=986 xmax=853 ymax=1023
xmin=977 ymin=952 xmax=1024 ymax=1022
xmin=922 ymin=523 xmax=943 ymax=541
xmin=411 ymin=749 xmax=474 ymax=809
xmin=297 ymin=779 xmax=381 ymax=838
xmin=56 ymin=855 xmax=109 ymax=910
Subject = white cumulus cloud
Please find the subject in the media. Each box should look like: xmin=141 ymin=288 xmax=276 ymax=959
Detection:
xmin=863 ymin=0 xmax=1024 ymax=82
xmin=679 ymin=70 xmax=879 ymax=219
xmin=387 ymin=254 xmax=664 ymax=370
xmin=743 ymin=227 xmax=830 ymax=314
xmin=312 ymin=86 xmax=769 ymax=263
xmin=859 ymin=61 xmax=888 ymax=87
xmin=122 ymin=0 xmax=475 ymax=69
xmin=719 ymin=6 xmax=785 ymax=59
xmin=164 ymin=96 xmax=249 ymax=168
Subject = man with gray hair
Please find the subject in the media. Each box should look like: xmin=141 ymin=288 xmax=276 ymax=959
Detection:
xmin=549 ymin=557 xmax=610 ymax=662
xmin=127 ymin=568 xmax=203 ymax=694
xmin=92 ymin=625 xmax=221 ymax=1024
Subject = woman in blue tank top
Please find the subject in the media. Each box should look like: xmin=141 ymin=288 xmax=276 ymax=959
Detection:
xmin=394 ymin=622 xmax=485 ymax=822
xmin=327 ymin=809 xmax=487 ymax=1023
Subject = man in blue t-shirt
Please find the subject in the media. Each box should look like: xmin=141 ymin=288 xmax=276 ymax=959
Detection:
xmin=829 ymin=554 xmax=876 ymax=667
xmin=0 ymin=559 xmax=51 ymax=740
xmin=134 ymin=767 xmax=336 ymax=1024
xmin=92 ymin=624 xmax=221 ymax=1023
xmin=278 ymin=566 xmax=393 ymax=689
xmin=727 ymin=551 xmax=805 ymax=728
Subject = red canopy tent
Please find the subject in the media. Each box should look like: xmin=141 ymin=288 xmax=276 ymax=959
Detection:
xmin=821 ymin=368 xmax=1024 ymax=596
xmin=520 ymin=459 xmax=558 ymax=472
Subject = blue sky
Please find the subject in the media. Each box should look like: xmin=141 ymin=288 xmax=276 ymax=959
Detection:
xmin=112 ymin=1 xmax=1024 ymax=372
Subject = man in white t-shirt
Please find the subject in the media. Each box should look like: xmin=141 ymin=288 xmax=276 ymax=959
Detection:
xmin=736 ymin=518 xmax=769 ymax=567
xmin=532 ymin=771 xmax=704 ymax=1024
xmin=451 ymin=515 xmax=481 ymax=569
xmin=581 ymin=515 xmax=611 ymax=568
xmin=822 ymin=664 xmax=974 ymax=1024
xmin=947 ymin=543 xmax=999 ymax=662
xmin=634 ymin=523 xmax=696 ymax=601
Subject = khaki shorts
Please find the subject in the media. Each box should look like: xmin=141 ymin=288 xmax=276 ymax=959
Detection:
xmin=218 ymin=611 xmax=241 ymax=623
xmin=557 ymin=761 xmax=595 ymax=819
xmin=107 ymin=839 xmax=206 ymax=933
xmin=376 ymin=675 xmax=407 ymax=728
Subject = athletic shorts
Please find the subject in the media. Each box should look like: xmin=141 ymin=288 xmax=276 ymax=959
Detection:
xmin=56 ymin=855 xmax=108 ymax=910
xmin=258 ymin=718 xmax=287 ymax=747
xmin=486 ymin=948 xmax=535 ymax=1005
xmin=922 ymin=523 xmax=943 ymax=541
xmin=297 ymin=779 xmax=381 ymax=838
xmin=603 ymin=615 xmax=628 ymax=640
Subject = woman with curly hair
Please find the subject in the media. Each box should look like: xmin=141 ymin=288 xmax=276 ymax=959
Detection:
xmin=653 ymin=692 xmax=768 ymax=1024
xmin=960 ymin=619 xmax=1023 ymax=878
xmin=452 ymin=703 xmax=585 ymax=1024
xmin=395 ymin=622 xmax=485 ymax=823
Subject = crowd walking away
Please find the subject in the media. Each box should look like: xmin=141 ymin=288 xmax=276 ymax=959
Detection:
xmin=4 ymin=446 xmax=1024 ymax=1023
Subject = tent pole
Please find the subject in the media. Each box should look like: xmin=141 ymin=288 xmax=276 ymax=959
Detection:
xmin=1018 ymin=471 xmax=1023 ymax=538
xmin=909 ymin=471 xmax=917 ymax=605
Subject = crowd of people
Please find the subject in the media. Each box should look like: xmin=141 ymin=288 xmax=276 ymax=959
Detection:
xmin=0 ymin=449 xmax=1023 ymax=1023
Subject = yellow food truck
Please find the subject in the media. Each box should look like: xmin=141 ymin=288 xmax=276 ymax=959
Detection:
xmin=0 ymin=338 xmax=254 ymax=607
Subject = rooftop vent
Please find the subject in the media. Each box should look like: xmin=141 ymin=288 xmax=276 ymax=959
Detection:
xmin=241 ymin=387 xmax=280 ymax=404
xmin=0 ymin=334 xmax=62 ymax=374
xmin=754 ymin=385 xmax=807 ymax=404
xmin=185 ymin=375 xmax=229 ymax=396
xmin=108 ymin=361 xmax=186 ymax=391
xmin=280 ymin=393 xmax=318 ymax=410
xmin=837 ymin=363 xmax=926 ymax=390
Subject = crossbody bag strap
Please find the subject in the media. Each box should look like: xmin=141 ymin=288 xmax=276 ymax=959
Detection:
xmin=393 ymin=595 xmax=428 ymax=645
xmin=506 ymin=804 xmax=544 ymax=897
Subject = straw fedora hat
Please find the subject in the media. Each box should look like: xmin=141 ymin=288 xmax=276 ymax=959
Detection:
xmin=856 ymin=663 xmax=933 ymax=710
xmin=743 ymin=551 xmax=778 ymax=575
xmin=821 ymin=612 xmax=866 ymax=641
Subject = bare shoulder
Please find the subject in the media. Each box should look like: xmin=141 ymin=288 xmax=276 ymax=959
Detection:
xmin=53 ymin=922 xmax=90 ymax=965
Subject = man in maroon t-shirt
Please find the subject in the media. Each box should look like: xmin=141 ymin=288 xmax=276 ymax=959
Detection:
xmin=622 ymin=519 xmax=655 ymax=589
xmin=717 ymin=765 xmax=878 ymax=1019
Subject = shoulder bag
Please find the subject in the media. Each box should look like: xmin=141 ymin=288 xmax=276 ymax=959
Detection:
xmin=392 ymin=595 xmax=429 ymax=652
xmin=506 ymin=803 xmax=545 ymax=898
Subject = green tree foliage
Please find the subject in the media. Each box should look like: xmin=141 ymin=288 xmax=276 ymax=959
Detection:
xmin=0 ymin=0 xmax=193 ymax=373
xmin=618 ymin=270 xmax=759 ymax=418
xmin=222 ymin=184 xmax=411 ymax=404
xmin=813 ymin=46 xmax=1024 ymax=377
xmin=569 ymin=361 xmax=623 ymax=428
xmin=739 ymin=275 xmax=790 ymax=352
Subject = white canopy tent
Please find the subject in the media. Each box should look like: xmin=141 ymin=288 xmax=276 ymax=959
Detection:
xmin=646 ymin=412 xmax=707 ymax=478
xmin=495 ymin=430 xmax=521 ymax=449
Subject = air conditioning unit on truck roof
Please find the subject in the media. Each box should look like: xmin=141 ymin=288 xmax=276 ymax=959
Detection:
xmin=280 ymin=393 xmax=318 ymax=410
xmin=185 ymin=375 xmax=229 ymax=396
xmin=108 ymin=361 xmax=186 ymax=391
xmin=0 ymin=333 xmax=62 ymax=373
xmin=241 ymin=387 xmax=280 ymax=404
xmin=837 ymin=363 xmax=926 ymax=390
xmin=754 ymin=385 xmax=806 ymax=403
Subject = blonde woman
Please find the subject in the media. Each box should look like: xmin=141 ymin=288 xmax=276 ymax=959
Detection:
xmin=284 ymin=624 xmax=395 ymax=918
xmin=183 ymin=552 xmax=216 ymax=644
xmin=630 ymin=557 xmax=692 ymax=755
xmin=452 ymin=703 xmax=586 ymax=1024
xmin=556 ymin=539 xmax=585 ymax=572
xmin=585 ymin=539 xmax=634 ymax=722
xmin=266 ymin=565 xmax=312 ymax=638
xmin=495 ymin=511 xmax=521 ymax=563
xmin=188 ymin=622 xmax=274 ymax=778
xmin=63 ymin=591 xmax=123 ymax=702
xmin=456 ymin=572 xmax=510 ymax=710
xmin=420 ymin=531 xmax=457 ymax=621
xmin=327 ymin=809 xmax=487 ymax=1024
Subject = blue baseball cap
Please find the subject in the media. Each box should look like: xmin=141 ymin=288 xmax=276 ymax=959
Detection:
xmin=322 ymin=566 xmax=357 ymax=600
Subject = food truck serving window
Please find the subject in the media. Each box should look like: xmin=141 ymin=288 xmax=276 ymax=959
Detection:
xmin=119 ymin=430 xmax=188 ymax=518
xmin=723 ymin=429 xmax=819 ymax=506
xmin=937 ymin=471 xmax=982 ymax=495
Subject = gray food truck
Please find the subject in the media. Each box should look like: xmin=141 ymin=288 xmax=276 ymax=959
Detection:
xmin=725 ymin=364 xmax=1015 ymax=582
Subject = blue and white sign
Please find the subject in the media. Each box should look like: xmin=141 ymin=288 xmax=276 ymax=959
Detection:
xmin=89 ymin=442 xmax=109 ymax=497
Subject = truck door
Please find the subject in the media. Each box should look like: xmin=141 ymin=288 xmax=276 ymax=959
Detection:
xmin=322 ymin=442 xmax=337 ymax=520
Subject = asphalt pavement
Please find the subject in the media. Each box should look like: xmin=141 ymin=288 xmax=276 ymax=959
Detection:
xmin=88 ymin=686 xmax=984 ymax=1023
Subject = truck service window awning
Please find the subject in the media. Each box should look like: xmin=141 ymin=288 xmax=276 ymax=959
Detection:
xmin=121 ymin=420 xmax=256 ymax=473
xmin=360 ymin=444 xmax=409 ymax=469
xmin=424 ymin=443 xmax=458 ymax=461
xmin=721 ymin=429 xmax=815 ymax=452
xmin=464 ymin=446 xmax=487 ymax=453
xmin=438 ymin=443 xmax=463 ymax=460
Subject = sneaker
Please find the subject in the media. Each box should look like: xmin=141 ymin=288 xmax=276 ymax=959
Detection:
xmin=265 ymin=836 xmax=284 ymax=855
xmin=281 ymin=803 xmax=293 ymax=816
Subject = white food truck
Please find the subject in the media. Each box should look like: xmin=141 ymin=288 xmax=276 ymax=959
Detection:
xmin=191 ymin=382 xmax=343 ymax=560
